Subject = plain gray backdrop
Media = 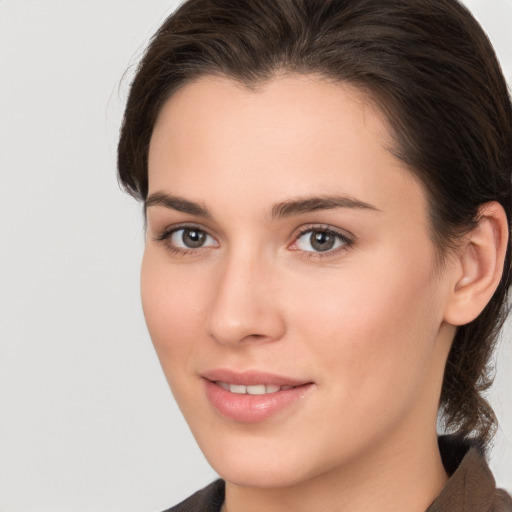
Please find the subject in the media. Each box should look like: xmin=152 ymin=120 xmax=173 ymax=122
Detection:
xmin=0 ymin=1 xmax=511 ymax=511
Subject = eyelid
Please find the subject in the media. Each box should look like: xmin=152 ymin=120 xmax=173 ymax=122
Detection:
xmin=289 ymin=224 xmax=355 ymax=255
xmin=153 ymin=223 xmax=219 ymax=253
xmin=153 ymin=221 xmax=212 ymax=239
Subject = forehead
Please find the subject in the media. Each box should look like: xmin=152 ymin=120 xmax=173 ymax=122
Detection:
xmin=150 ymin=74 xmax=390 ymax=155
xmin=148 ymin=74 xmax=425 ymax=219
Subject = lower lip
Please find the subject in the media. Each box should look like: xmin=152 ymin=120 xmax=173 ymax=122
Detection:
xmin=203 ymin=379 xmax=314 ymax=423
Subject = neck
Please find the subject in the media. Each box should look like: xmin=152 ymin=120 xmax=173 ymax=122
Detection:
xmin=223 ymin=429 xmax=448 ymax=512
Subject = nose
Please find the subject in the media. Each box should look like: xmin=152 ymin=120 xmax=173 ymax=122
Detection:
xmin=206 ymin=251 xmax=286 ymax=347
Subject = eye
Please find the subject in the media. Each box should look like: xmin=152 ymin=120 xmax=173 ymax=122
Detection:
xmin=293 ymin=228 xmax=352 ymax=254
xmin=170 ymin=227 xmax=216 ymax=249
xmin=156 ymin=226 xmax=218 ymax=252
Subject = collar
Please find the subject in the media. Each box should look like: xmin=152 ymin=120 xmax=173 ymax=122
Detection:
xmin=426 ymin=435 xmax=511 ymax=512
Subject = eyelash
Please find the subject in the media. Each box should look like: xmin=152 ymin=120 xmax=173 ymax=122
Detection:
xmin=154 ymin=223 xmax=354 ymax=258
xmin=292 ymin=225 xmax=354 ymax=259
xmin=154 ymin=224 xmax=216 ymax=257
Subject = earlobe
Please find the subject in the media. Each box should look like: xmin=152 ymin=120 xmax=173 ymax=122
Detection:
xmin=444 ymin=202 xmax=509 ymax=326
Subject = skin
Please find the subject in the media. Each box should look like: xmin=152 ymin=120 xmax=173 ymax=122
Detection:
xmin=142 ymin=74 xmax=507 ymax=512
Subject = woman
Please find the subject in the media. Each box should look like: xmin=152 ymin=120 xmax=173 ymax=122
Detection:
xmin=118 ymin=0 xmax=512 ymax=510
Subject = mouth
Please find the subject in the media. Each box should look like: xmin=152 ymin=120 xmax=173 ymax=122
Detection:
xmin=200 ymin=369 xmax=315 ymax=423
xmin=215 ymin=382 xmax=295 ymax=395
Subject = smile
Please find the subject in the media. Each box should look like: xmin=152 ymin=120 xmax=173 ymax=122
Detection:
xmin=201 ymin=370 xmax=315 ymax=422
xmin=215 ymin=382 xmax=295 ymax=394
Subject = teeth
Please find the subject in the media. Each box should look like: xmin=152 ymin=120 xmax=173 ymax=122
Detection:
xmin=216 ymin=382 xmax=291 ymax=394
xmin=230 ymin=384 xmax=246 ymax=394
xmin=246 ymin=384 xmax=266 ymax=395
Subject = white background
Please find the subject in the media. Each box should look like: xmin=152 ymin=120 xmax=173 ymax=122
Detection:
xmin=0 ymin=1 xmax=511 ymax=511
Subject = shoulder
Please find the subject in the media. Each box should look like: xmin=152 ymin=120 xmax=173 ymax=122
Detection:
xmin=427 ymin=435 xmax=512 ymax=512
xmin=162 ymin=479 xmax=225 ymax=512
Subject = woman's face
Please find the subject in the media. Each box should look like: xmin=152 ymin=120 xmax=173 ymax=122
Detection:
xmin=142 ymin=74 xmax=457 ymax=488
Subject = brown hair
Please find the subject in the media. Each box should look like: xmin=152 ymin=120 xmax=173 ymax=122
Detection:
xmin=118 ymin=0 xmax=512 ymax=447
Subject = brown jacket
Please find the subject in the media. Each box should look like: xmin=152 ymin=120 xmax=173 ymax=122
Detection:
xmin=426 ymin=436 xmax=511 ymax=511
xmin=165 ymin=436 xmax=511 ymax=511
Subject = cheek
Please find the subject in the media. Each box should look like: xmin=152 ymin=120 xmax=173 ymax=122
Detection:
xmin=140 ymin=249 xmax=208 ymax=375
xmin=289 ymin=250 xmax=442 ymax=410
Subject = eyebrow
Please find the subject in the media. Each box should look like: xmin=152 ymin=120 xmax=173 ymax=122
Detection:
xmin=145 ymin=192 xmax=211 ymax=218
xmin=271 ymin=195 xmax=380 ymax=219
xmin=144 ymin=192 xmax=379 ymax=219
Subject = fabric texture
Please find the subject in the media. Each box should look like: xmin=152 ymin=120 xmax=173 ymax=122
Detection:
xmin=164 ymin=436 xmax=511 ymax=511
xmin=164 ymin=479 xmax=224 ymax=512
xmin=426 ymin=436 xmax=512 ymax=512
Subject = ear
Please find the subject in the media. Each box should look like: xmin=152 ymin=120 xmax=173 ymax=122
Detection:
xmin=443 ymin=202 xmax=509 ymax=326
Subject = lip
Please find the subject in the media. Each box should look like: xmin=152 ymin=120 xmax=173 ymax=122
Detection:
xmin=201 ymin=369 xmax=315 ymax=423
xmin=201 ymin=369 xmax=309 ymax=387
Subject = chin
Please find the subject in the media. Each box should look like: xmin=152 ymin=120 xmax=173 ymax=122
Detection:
xmin=194 ymin=427 xmax=331 ymax=489
xmin=211 ymin=456 xmax=309 ymax=489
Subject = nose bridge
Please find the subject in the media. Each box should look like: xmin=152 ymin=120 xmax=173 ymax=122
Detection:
xmin=207 ymin=243 xmax=284 ymax=346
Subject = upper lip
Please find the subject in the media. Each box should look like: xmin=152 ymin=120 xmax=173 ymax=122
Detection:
xmin=200 ymin=369 xmax=310 ymax=387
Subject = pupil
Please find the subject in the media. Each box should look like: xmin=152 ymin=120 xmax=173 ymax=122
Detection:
xmin=311 ymin=231 xmax=335 ymax=251
xmin=183 ymin=229 xmax=205 ymax=248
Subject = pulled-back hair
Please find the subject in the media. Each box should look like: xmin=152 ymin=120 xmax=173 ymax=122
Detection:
xmin=117 ymin=0 xmax=512 ymax=447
